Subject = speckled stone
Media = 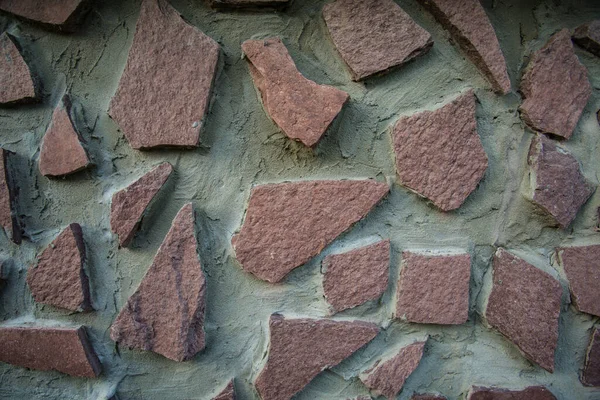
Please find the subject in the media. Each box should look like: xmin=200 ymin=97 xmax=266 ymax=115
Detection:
xmin=0 ymin=0 xmax=89 ymax=30
xmin=582 ymin=327 xmax=600 ymax=386
xmin=467 ymin=386 xmax=557 ymax=399
xmin=557 ymin=245 xmax=600 ymax=317
xmin=208 ymin=0 xmax=289 ymax=9
xmin=0 ymin=33 xmax=36 ymax=104
xmin=213 ymin=380 xmax=236 ymax=400
xmin=0 ymin=148 xmax=21 ymax=244
xmin=573 ymin=20 xmax=600 ymax=57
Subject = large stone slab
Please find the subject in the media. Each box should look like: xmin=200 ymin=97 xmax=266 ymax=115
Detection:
xmin=582 ymin=327 xmax=600 ymax=386
xmin=232 ymin=180 xmax=389 ymax=283
xmin=557 ymin=245 xmax=600 ymax=317
xmin=0 ymin=33 xmax=36 ymax=104
xmin=109 ymin=0 xmax=219 ymax=150
xmin=255 ymin=314 xmax=379 ymax=400
xmin=208 ymin=0 xmax=289 ymax=9
xmin=0 ymin=148 xmax=21 ymax=244
xmin=0 ymin=0 xmax=89 ymax=30
xmin=573 ymin=20 xmax=600 ymax=57
xmin=213 ymin=380 xmax=236 ymax=400
xmin=322 ymin=0 xmax=432 ymax=81
xmin=467 ymin=386 xmax=557 ymax=399
xmin=242 ymin=38 xmax=349 ymax=147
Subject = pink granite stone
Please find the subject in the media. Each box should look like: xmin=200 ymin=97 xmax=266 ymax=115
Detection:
xmin=0 ymin=33 xmax=36 ymax=104
xmin=0 ymin=0 xmax=89 ymax=30
xmin=557 ymin=245 xmax=600 ymax=317
xmin=467 ymin=386 xmax=557 ymax=400
xmin=582 ymin=327 xmax=600 ymax=386
xmin=213 ymin=380 xmax=236 ymax=400
xmin=573 ymin=20 xmax=600 ymax=57
xmin=0 ymin=148 xmax=21 ymax=244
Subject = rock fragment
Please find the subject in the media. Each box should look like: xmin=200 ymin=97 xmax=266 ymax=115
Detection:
xmin=213 ymin=380 xmax=236 ymax=400
xmin=0 ymin=33 xmax=36 ymax=104
xmin=467 ymin=386 xmax=557 ymax=399
xmin=557 ymin=245 xmax=600 ymax=317
xmin=208 ymin=0 xmax=289 ymax=9
xmin=582 ymin=327 xmax=600 ymax=386
xmin=573 ymin=20 xmax=600 ymax=57
xmin=0 ymin=148 xmax=21 ymax=244
xmin=0 ymin=0 xmax=89 ymax=30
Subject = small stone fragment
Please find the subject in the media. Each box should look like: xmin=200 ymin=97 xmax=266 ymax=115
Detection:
xmin=255 ymin=314 xmax=379 ymax=400
xmin=323 ymin=240 xmax=390 ymax=313
xmin=573 ymin=20 xmax=600 ymax=57
xmin=109 ymin=0 xmax=219 ymax=149
xmin=232 ymin=180 xmax=389 ymax=283
xmin=322 ymin=0 xmax=432 ymax=81
xmin=0 ymin=33 xmax=36 ymax=104
xmin=213 ymin=380 xmax=236 ymax=400
xmin=0 ymin=148 xmax=21 ymax=244
xmin=557 ymin=245 xmax=600 ymax=317
xmin=467 ymin=386 xmax=557 ymax=400
xmin=411 ymin=395 xmax=446 ymax=400
xmin=242 ymin=38 xmax=349 ymax=147
xmin=208 ymin=0 xmax=289 ymax=9
xmin=0 ymin=0 xmax=89 ymax=30
xmin=392 ymin=90 xmax=487 ymax=211
xmin=485 ymin=248 xmax=562 ymax=372
xmin=582 ymin=327 xmax=600 ymax=386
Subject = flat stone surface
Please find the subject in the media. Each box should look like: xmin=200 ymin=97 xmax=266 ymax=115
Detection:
xmin=110 ymin=203 xmax=206 ymax=362
xmin=393 ymin=90 xmax=487 ymax=211
xmin=0 ymin=326 xmax=101 ymax=377
xmin=412 ymin=395 xmax=446 ymax=400
xmin=0 ymin=0 xmax=86 ymax=28
xmin=26 ymin=223 xmax=91 ymax=312
xmin=322 ymin=0 xmax=432 ymax=81
xmin=485 ymin=249 xmax=562 ymax=372
xmin=323 ymin=240 xmax=390 ymax=313
xmin=418 ymin=0 xmax=510 ymax=94
xmin=213 ymin=380 xmax=235 ymax=400
xmin=396 ymin=252 xmax=470 ymax=325
xmin=519 ymin=29 xmax=591 ymax=139
xmin=109 ymin=0 xmax=219 ymax=150
xmin=255 ymin=314 xmax=379 ymax=400
xmin=0 ymin=33 xmax=36 ymax=104
xmin=110 ymin=162 xmax=173 ymax=247
xmin=242 ymin=38 xmax=349 ymax=147
xmin=208 ymin=0 xmax=289 ymax=8
xmin=582 ymin=327 xmax=600 ymax=386
xmin=557 ymin=245 xmax=600 ymax=317
xmin=232 ymin=180 xmax=389 ymax=283
xmin=467 ymin=386 xmax=557 ymax=399
xmin=573 ymin=20 xmax=600 ymax=57
xmin=0 ymin=148 xmax=21 ymax=244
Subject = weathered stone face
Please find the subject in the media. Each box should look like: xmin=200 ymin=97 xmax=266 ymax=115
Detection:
xmin=582 ymin=327 xmax=600 ymax=386
xmin=212 ymin=380 xmax=236 ymax=400
xmin=0 ymin=33 xmax=36 ymax=104
xmin=0 ymin=0 xmax=88 ymax=30
xmin=467 ymin=385 xmax=557 ymax=399
xmin=557 ymin=245 xmax=600 ymax=317
xmin=208 ymin=0 xmax=289 ymax=9
xmin=573 ymin=20 xmax=600 ymax=57
xmin=0 ymin=148 xmax=21 ymax=244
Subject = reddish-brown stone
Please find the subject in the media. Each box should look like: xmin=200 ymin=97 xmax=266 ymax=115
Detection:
xmin=0 ymin=0 xmax=88 ymax=29
xmin=110 ymin=203 xmax=206 ymax=362
xmin=573 ymin=20 xmax=600 ymax=57
xmin=396 ymin=252 xmax=470 ymax=325
xmin=0 ymin=326 xmax=101 ymax=377
xmin=519 ymin=29 xmax=591 ymax=139
xmin=110 ymin=162 xmax=173 ymax=247
xmin=0 ymin=33 xmax=36 ymax=104
xmin=485 ymin=249 xmax=562 ymax=372
xmin=255 ymin=314 xmax=379 ymax=400
xmin=411 ymin=395 xmax=446 ymax=400
xmin=241 ymin=38 xmax=349 ymax=147
xmin=0 ymin=148 xmax=21 ymax=244
xmin=322 ymin=0 xmax=432 ymax=81
xmin=208 ymin=0 xmax=289 ymax=8
xmin=213 ymin=380 xmax=236 ymax=400
xmin=232 ymin=180 xmax=389 ymax=283
xmin=323 ymin=240 xmax=390 ymax=313
xmin=467 ymin=386 xmax=557 ymax=400
xmin=393 ymin=90 xmax=487 ymax=211
xmin=109 ymin=0 xmax=219 ymax=150
xmin=26 ymin=223 xmax=91 ymax=312
xmin=557 ymin=245 xmax=600 ymax=317
xmin=582 ymin=327 xmax=600 ymax=386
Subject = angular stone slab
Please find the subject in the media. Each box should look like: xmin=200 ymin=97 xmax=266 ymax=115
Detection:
xmin=0 ymin=148 xmax=21 ymax=244
xmin=0 ymin=33 xmax=36 ymax=104
xmin=208 ymin=0 xmax=289 ymax=9
xmin=418 ymin=0 xmax=510 ymax=94
xmin=232 ymin=180 xmax=389 ymax=283
xmin=322 ymin=0 xmax=432 ymax=81
xmin=412 ymin=395 xmax=446 ymax=400
xmin=242 ymin=38 xmax=349 ymax=147
xmin=467 ymin=386 xmax=557 ymax=400
xmin=323 ymin=240 xmax=390 ymax=313
xmin=110 ymin=203 xmax=206 ymax=362
xmin=485 ymin=249 xmax=562 ymax=372
xmin=393 ymin=90 xmax=487 ymax=211
xmin=0 ymin=0 xmax=89 ymax=30
xmin=396 ymin=252 xmax=470 ymax=325
xmin=519 ymin=29 xmax=591 ymax=139
xmin=109 ymin=0 xmax=219 ymax=150
xmin=557 ymin=245 xmax=600 ymax=317
xmin=256 ymin=314 xmax=379 ymax=400
xmin=26 ymin=223 xmax=91 ymax=311
xmin=110 ymin=162 xmax=173 ymax=247
xmin=582 ymin=327 xmax=600 ymax=386
xmin=213 ymin=380 xmax=236 ymax=400
xmin=0 ymin=325 xmax=101 ymax=377
xmin=573 ymin=20 xmax=600 ymax=57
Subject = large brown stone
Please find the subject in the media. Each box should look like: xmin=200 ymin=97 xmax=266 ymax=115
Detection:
xmin=573 ymin=20 xmax=600 ymax=58
xmin=557 ymin=245 xmax=600 ymax=317
xmin=232 ymin=180 xmax=389 ymax=283
xmin=208 ymin=0 xmax=289 ymax=9
xmin=392 ymin=90 xmax=487 ymax=211
xmin=519 ymin=29 xmax=591 ymax=139
xmin=0 ymin=148 xmax=21 ymax=244
xmin=322 ymin=0 xmax=432 ymax=81
xmin=213 ymin=380 xmax=236 ymax=400
xmin=255 ymin=314 xmax=379 ymax=400
xmin=110 ymin=162 xmax=173 ymax=247
xmin=0 ymin=325 xmax=101 ymax=377
xmin=0 ymin=33 xmax=36 ymax=104
xmin=109 ymin=0 xmax=219 ymax=150
xmin=582 ymin=327 xmax=600 ymax=386
xmin=323 ymin=240 xmax=390 ymax=313
xmin=467 ymin=386 xmax=557 ymax=400
xmin=485 ymin=249 xmax=562 ymax=372
xmin=110 ymin=203 xmax=206 ymax=362
xmin=0 ymin=0 xmax=89 ymax=30
xmin=242 ymin=38 xmax=349 ymax=147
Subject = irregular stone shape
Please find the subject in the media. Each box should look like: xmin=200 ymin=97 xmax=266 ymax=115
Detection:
xmin=213 ymin=380 xmax=236 ymax=400
xmin=232 ymin=180 xmax=389 ymax=283
xmin=467 ymin=386 xmax=557 ymax=400
xmin=418 ymin=0 xmax=510 ymax=94
xmin=524 ymin=134 xmax=594 ymax=229
xmin=26 ymin=223 xmax=91 ymax=311
xmin=573 ymin=20 xmax=600 ymax=57
xmin=323 ymin=240 xmax=390 ymax=313
xmin=0 ymin=148 xmax=21 ymax=244
xmin=412 ymin=395 xmax=446 ymax=400
xmin=109 ymin=0 xmax=219 ymax=150
xmin=110 ymin=203 xmax=206 ymax=362
xmin=208 ymin=0 xmax=289 ymax=9
xmin=322 ymin=0 xmax=432 ymax=81
xmin=0 ymin=326 xmax=101 ymax=377
xmin=396 ymin=252 xmax=470 ymax=325
xmin=0 ymin=0 xmax=88 ymax=30
xmin=255 ymin=314 xmax=379 ymax=400
xmin=582 ymin=327 xmax=600 ymax=386
xmin=0 ymin=33 xmax=36 ymax=104
xmin=485 ymin=249 xmax=562 ymax=372
xmin=519 ymin=29 xmax=591 ymax=139
xmin=242 ymin=38 xmax=349 ymax=147
xmin=557 ymin=245 xmax=600 ymax=317
xmin=110 ymin=162 xmax=173 ymax=247
xmin=393 ymin=90 xmax=487 ymax=211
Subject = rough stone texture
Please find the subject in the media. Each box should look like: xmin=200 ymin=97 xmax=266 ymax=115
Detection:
xmin=109 ymin=0 xmax=219 ymax=150
xmin=485 ymin=248 xmax=562 ymax=372
xmin=232 ymin=180 xmax=389 ymax=283
xmin=519 ymin=29 xmax=591 ymax=139
xmin=323 ymin=240 xmax=390 ymax=313
xmin=208 ymin=0 xmax=289 ymax=9
xmin=255 ymin=314 xmax=379 ymax=400
xmin=241 ymin=38 xmax=349 ymax=147
xmin=26 ymin=223 xmax=91 ymax=312
xmin=110 ymin=203 xmax=206 ymax=362
xmin=557 ymin=245 xmax=600 ymax=317
xmin=582 ymin=327 xmax=600 ymax=386
xmin=396 ymin=252 xmax=470 ymax=325
xmin=0 ymin=33 xmax=36 ymax=104
xmin=0 ymin=0 xmax=88 ymax=29
xmin=393 ymin=90 xmax=487 ymax=211
xmin=0 ymin=148 xmax=21 ymax=244
xmin=411 ymin=395 xmax=446 ymax=400
xmin=110 ymin=162 xmax=173 ymax=247
xmin=417 ymin=0 xmax=510 ymax=94
xmin=467 ymin=386 xmax=557 ymax=399
xmin=322 ymin=0 xmax=433 ymax=81
xmin=0 ymin=326 xmax=101 ymax=377
xmin=573 ymin=20 xmax=600 ymax=57
xmin=213 ymin=380 xmax=235 ymax=400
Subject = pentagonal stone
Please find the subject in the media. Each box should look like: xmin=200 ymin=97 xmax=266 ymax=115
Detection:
xmin=0 ymin=33 xmax=36 ymax=104
xmin=557 ymin=245 xmax=600 ymax=317
xmin=582 ymin=327 xmax=600 ymax=386
xmin=0 ymin=0 xmax=89 ymax=30
xmin=573 ymin=20 xmax=600 ymax=57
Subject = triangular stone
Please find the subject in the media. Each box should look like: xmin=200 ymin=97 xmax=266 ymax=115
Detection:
xmin=0 ymin=148 xmax=22 ymax=243
xmin=0 ymin=0 xmax=88 ymax=30
xmin=212 ymin=380 xmax=236 ymax=400
xmin=0 ymin=33 xmax=36 ymax=104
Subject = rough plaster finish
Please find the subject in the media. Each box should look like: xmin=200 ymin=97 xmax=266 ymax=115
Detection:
xmin=557 ymin=245 xmax=600 ymax=317
xmin=411 ymin=395 xmax=446 ymax=400
xmin=467 ymin=386 xmax=557 ymax=400
xmin=0 ymin=0 xmax=87 ymax=29
xmin=0 ymin=33 xmax=36 ymax=104
xmin=582 ymin=327 xmax=600 ymax=386
xmin=573 ymin=20 xmax=600 ymax=57
xmin=208 ymin=0 xmax=289 ymax=8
